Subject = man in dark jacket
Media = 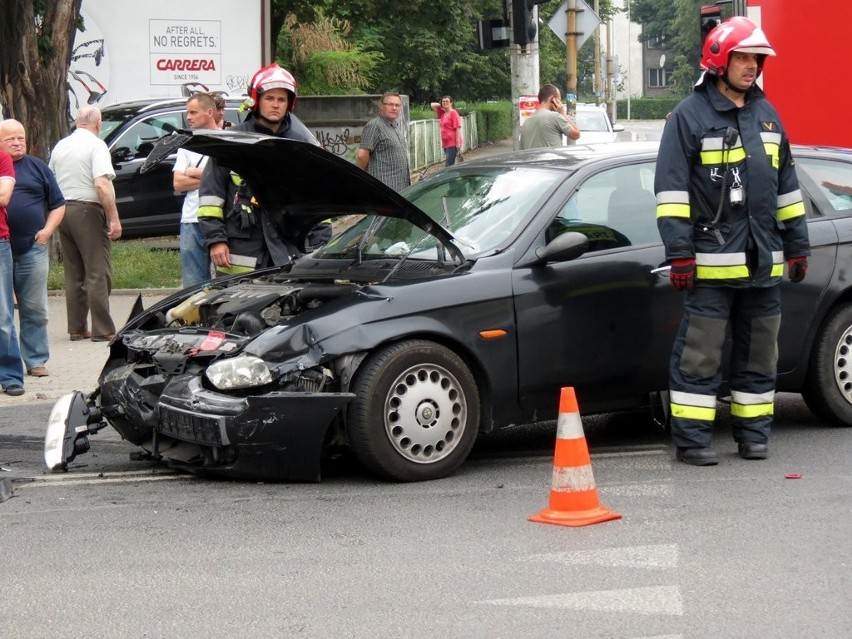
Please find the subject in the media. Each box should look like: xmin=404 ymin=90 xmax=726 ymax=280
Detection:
xmin=654 ymin=17 xmax=810 ymax=465
xmin=198 ymin=64 xmax=330 ymax=276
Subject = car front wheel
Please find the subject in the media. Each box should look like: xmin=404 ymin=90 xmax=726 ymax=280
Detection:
xmin=347 ymin=340 xmax=480 ymax=481
xmin=802 ymin=303 xmax=852 ymax=426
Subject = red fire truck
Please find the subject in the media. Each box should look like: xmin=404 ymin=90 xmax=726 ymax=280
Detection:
xmin=703 ymin=0 xmax=852 ymax=147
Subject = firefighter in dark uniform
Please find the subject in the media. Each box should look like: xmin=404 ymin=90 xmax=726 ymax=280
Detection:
xmin=655 ymin=17 xmax=810 ymax=465
xmin=198 ymin=64 xmax=332 ymax=276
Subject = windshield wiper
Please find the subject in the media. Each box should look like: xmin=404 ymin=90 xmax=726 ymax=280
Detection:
xmin=350 ymin=215 xmax=383 ymax=266
xmin=379 ymin=233 xmax=432 ymax=284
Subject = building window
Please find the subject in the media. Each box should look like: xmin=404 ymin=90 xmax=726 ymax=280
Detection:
xmin=646 ymin=33 xmax=667 ymax=49
xmin=648 ymin=68 xmax=670 ymax=88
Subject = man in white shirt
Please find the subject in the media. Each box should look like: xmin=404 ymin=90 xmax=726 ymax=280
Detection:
xmin=49 ymin=105 xmax=121 ymax=342
xmin=173 ymin=93 xmax=220 ymax=287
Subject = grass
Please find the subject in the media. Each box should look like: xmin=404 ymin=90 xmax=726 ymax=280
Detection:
xmin=48 ymin=238 xmax=183 ymax=291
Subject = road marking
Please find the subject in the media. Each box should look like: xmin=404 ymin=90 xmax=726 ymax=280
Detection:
xmin=524 ymin=543 xmax=678 ymax=569
xmin=20 ymin=470 xmax=190 ymax=488
xmin=479 ymin=585 xmax=684 ymax=616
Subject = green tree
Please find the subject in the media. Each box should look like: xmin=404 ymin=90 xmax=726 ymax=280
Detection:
xmin=0 ymin=0 xmax=83 ymax=159
xmin=273 ymin=0 xmax=510 ymax=102
xmin=276 ymin=11 xmax=382 ymax=94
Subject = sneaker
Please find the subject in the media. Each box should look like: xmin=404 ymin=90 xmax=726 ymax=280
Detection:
xmin=4 ymin=384 xmax=25 ymax=396
xmin=27 ymin=367 xmax=49 ymax=377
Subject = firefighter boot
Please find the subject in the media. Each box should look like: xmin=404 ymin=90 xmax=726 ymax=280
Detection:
xmin=676 ymin=447 xmax=719 ymax=466
xmin=738 ymin=442 xmax=768 ymax=460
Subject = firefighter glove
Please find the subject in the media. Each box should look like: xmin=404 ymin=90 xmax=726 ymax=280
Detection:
xmin=670 ymin=258 xmax=696 ymax=290
xmin=788 ymin=256 xmax=808 ymax=283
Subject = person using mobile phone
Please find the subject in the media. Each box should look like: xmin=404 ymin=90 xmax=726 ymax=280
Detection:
xmin=519 ymin=84 xmax=580 ymax=150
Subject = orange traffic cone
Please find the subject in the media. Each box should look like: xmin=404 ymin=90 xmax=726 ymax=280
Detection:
xmin=529 ymin=387 xmax=621 ymax=527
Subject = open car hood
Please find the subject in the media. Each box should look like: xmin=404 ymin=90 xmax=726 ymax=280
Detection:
xmin=144 ymin=130 xmax=462 ymax=259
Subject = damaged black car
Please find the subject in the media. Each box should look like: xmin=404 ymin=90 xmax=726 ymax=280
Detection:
xmin=46 ymin=132 xmax=852 ymax=481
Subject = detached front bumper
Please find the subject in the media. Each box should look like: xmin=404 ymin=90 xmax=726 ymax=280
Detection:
xmin=155 ymin=376 xmax=354 ymax=481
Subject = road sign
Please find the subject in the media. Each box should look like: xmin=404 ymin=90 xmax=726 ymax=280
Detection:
xmin=547 ymin=0 xmax=602 ymax=50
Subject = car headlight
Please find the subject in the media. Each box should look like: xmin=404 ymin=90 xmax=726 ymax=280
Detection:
xmin=205 ymin=355 xmax=273 ymax=390
xmin=44 ymin=391 xmax=103 ymax=471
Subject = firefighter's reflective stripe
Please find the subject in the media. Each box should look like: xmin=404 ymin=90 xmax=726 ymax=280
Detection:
xmin=761 ymin=131 xmax=782 ymax=169
xmin=771 ymin=250 xmax=785 ymax=278
xmin=198 ymin=194 xmax=225 ymax=221
xmin=700 ymin=137 xmax=747 ymax=165
xmin=670 ymin=390 xmax=717 ymax=421
xmin=216 ymin=264 xmax=255 ymax=276
xmin=730 ymin=390 xmax=775 ymax=419
xmin=656 ymin=190 xmax=690 ymax=219
xmin=777 ymin=189 xmax=806 ymax=221
xmin=695 ymin=252 xmax=749 ymax=280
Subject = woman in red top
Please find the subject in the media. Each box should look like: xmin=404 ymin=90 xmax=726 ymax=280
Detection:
xmin=430 ymin=95 xmax=463 ymax=166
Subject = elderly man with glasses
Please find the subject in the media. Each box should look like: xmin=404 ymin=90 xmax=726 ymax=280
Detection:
xmin=357 ymin=92 xmax=411 ymax=192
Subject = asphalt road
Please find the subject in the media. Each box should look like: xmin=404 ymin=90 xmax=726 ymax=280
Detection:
xmin=1 ymin=393 xmax=850 ymax=639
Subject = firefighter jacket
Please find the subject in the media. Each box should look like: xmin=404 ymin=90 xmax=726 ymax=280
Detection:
xmin=655 ymin=75 xmax=810 ymax=288
xmin=198 ymin=112 xmax=325 ymax=274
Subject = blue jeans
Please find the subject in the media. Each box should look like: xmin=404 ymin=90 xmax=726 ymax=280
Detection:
xmin=13 ymin=243 xmax=50 ymax=370
xmin=444 ymin=147 xmax=458 ymax=166
xmin=0 ymin=240 xmax=24 ymax=387
xmin=180 ymin=222 xmax=212 ymax=288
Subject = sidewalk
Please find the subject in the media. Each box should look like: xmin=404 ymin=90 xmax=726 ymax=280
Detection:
xmin=0 ymin=291 xmax=172 ymax=407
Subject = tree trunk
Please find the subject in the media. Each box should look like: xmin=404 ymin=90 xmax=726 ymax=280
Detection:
xmin=0 ymin=0 xmax=83 ymax=161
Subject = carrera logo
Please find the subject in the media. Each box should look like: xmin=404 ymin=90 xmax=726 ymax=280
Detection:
xmin=156 ymin=59 xmax=216 ymax=71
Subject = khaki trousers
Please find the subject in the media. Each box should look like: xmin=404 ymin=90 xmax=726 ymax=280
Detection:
xmin=58 ymin=200 xmax=115 ymax=337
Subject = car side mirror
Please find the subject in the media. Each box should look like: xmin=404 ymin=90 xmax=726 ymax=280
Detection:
xmin=111 ymin=147 xmax=134 ymax=164
xmin=534 ymin=231 xmax=589 ymax=264
xmin=613 ymin=123 xmax=625 ymax=132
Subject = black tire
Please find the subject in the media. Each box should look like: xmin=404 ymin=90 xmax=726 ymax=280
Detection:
xmin=347 ymin=340 xmax=480 ymax=481
xmin=802 ymin=303 xmax=852 ymax=426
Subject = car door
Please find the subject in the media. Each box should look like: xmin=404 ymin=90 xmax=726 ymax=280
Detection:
xmin=109 ymin=109 xmax=186 ymax=237
xmin=775 ymin=155 xmax=848 ymax=375
xmin=512 ymin=160 xmax=684 ymax=414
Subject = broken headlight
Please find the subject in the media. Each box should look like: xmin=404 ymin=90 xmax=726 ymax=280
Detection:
xmin=205 ymin=355 xmax=272 ymax=390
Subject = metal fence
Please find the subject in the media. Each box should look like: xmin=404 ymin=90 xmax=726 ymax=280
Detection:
xmin=408 ymin=113 xmax=479 ymax=172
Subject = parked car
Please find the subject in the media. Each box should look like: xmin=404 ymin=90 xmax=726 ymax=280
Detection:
xmin=45 ymin=132 xmax=852 ymax=483
xmin=98 ymin=97 xmax=247 ymax=238
xmin=574 ymin=103 xmax=624 ymax=144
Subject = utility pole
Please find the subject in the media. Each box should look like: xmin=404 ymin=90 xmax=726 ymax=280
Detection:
xmin=605 ymin=13 xmax=614 ymax=122
xmin=593 ymin=0 xmax=602 ymax=104
xmin=510 ymin=0 xmax=542 ymax=149
xmin=566 ymin=0 xmax=578 ymax=121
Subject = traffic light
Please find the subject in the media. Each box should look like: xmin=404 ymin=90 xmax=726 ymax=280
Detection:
xmin=512 ymin=0 xmax=549 ymax=47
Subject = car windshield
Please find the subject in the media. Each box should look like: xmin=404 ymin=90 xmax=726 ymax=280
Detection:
xmin=99 ymin=106 xmax=145 ymax=143
xmin=577 ymin=110 xmax=609 ymax=132
xmin=315 ymin=167 xmax=565 ymax=260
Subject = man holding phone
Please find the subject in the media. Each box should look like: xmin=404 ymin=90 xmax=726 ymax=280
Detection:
xmin=519 ymin=84 xmax=581 ymax=150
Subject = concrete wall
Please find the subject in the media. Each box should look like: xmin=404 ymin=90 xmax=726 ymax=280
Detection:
xmin=297 ymin=95 xmax=478 ymax=173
